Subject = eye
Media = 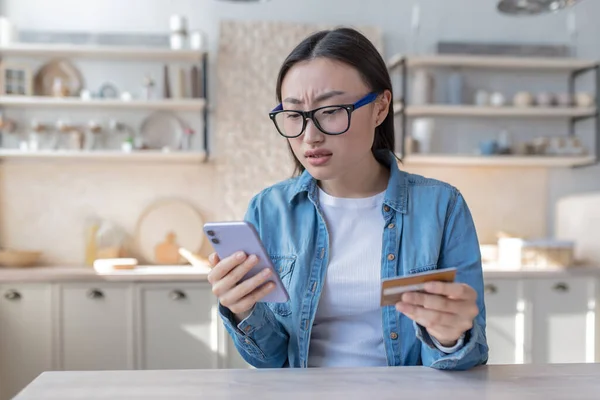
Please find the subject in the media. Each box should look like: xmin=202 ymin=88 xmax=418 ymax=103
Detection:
xmin=322 ymin=108 xmax=342 ymax=115
xmin=286 ymin=113 xmax=301 ymax=120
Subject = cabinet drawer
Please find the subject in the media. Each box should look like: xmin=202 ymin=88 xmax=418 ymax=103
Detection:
xmin=59 ymin=283 xmax=133 ymax=370
xmin=138 ymin=284 xmax=219 ymax=370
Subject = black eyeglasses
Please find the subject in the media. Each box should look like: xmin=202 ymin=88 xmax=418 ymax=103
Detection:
xmin=268 ymin=92 xmax=379 ymax=138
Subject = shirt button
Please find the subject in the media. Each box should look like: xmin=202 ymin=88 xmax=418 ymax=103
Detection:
xmin=390 ymin=332 xmax=398 ymax=340
xmin=245 ymin=338 xmax=251 ymax=344
xmin=244 ymin=326 xmax=252 ymax=333
xmin=388 ymin=223 xmax=395 ymax=229
xmin=387 ymin=253 xmax=395 ymax=261
xmin=383 ymin=205 xmax=390 ymax=212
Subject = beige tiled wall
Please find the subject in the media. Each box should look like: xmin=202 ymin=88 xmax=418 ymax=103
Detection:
xmin=402 ymin=165 xmax=548 ymax=244
xmin=0 ymin=20 xmax=548 ymax=265
xmin=0 ymin=160 xmax=218 ymax=265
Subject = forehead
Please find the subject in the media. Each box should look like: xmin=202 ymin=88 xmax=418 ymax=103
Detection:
xmin=281 ymin=57 xmax=368 ymax=96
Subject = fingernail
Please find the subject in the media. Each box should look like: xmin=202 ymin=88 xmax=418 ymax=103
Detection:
xmin=236 ymin=251 xmax=245 ymax=260
xmin=248 ymin=254 xmax=257 ymax=263
xmin=261 ymin=268 xmax=271 ymax=277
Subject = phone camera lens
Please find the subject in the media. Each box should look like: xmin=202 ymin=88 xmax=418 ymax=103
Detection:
xmin=206 ymin=230 xmax=215 ymax=236
xmin=211 ymin=238 xmax=220 ymax=244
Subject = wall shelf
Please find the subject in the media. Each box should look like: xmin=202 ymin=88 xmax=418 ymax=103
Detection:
xmin=0 ymin=43 xmax=204 ymax=61
xmin=0 ymin=43 xmax=210 ymax=159
xmin=401 ymin=154 xmax=595 ymax=168
xmin=389 ymin=54 xmax=600 ymax=167
xmin=388 ymin=54 xmax=598 ymax=71
xmin=393 ymin=101 xmax=597 ymax=118
xmin=0 ymin=96 xmax=206 ymax=111
xmin=0 ymin=150 xmax=207 ymax=163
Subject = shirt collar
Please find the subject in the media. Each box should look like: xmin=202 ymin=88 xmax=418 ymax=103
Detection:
xmin=288 ymin=149 xmax=408 ymax=214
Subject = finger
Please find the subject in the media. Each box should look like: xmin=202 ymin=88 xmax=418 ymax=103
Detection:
xmin=423 ymin=282 xmax=477 ymax=301
xmin=401 ymin=311 xmax=469 ymax=344
xmin=401 ymin=292 xmax=464 ymax=314
xmin=396 ymin=302 xmax=461 ymax=329
xmin=220 ymin=266 xmax=272 ymax=305
xmin=208 ymin=251 xmax=247 ymax=284
xmin=398 ymin=302 xmax=474 ymax=338
xmin=212 ymin=254 xmax=258 ymax=296
xmin=228 ymin=280 xmax=276 ymax=314
xmin=208 ymin=252 xmax=220 ymax=267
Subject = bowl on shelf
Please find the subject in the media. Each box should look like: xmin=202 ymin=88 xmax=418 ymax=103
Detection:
xmin=0 ymin=249 xmax=42 ymax=268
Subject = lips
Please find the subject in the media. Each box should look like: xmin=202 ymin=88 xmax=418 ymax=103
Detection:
xmin=304 ymin=149 xmax=332 ymax=167
xmin=304 ymin=149 xmax=332 ymax=158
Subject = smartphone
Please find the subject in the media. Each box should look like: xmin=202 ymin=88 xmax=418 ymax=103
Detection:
xmin=203 ymin=221 xmax=289 ymax=303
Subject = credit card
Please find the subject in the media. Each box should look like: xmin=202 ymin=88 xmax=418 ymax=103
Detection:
xmin=380 ymin=267 xmax=457 ymax=306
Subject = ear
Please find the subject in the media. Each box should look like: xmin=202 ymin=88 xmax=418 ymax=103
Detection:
xmin=374 ymin=89 xmax=392 ymax=127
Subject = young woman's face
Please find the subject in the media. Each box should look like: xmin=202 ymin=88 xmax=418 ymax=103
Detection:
xmin=280 ymin=57 xmax=389 ymax=182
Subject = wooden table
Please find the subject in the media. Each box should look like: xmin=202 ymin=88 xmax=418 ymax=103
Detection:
xmin=14 ymin=363 xmax=600 ymax=399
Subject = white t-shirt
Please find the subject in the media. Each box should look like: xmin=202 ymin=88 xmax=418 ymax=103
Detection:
xmin=307 ymin=187 xmax=388 ymax=367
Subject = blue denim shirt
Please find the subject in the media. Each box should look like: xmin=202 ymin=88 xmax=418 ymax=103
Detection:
xmin=219 ymin=150 xmax=488 ymax=370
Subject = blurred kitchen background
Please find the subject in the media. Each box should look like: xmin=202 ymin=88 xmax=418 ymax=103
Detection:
xmin=0 ymin=0 xmax=600 ymax=398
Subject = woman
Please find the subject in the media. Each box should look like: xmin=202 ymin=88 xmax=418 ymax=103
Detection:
xmin=208 ymin=27 xmax=488 ymax=370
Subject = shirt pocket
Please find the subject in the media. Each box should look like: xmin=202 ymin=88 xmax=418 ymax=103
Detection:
xmin=265 ymin=254 xmax=296 ymax=317
xmin=408 ymin=263 xmax=437 ymax=275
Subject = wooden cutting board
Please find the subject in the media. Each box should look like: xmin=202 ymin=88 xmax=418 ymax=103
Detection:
xmin=555 ymin=191 xmax=600 ymax=266
xmin=134 ymin=199 xmax=205 ymax=265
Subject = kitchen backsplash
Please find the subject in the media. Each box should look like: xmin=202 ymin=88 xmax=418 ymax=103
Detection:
xmin=0 ymin=161 xmax=218 ymax=265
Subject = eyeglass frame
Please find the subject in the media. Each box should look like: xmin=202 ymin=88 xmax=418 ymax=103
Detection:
xmin=268 ymin=92 xmax=379 ymax=138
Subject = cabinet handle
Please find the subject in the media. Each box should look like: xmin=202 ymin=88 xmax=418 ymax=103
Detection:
xmin=553 ymin=282 xmax=569 ymax=293
xmin=4 ymin=289 xmax=21 ymax=301
xmin=87 ymin=289 xmax=104 ymax=299
xmin=484 ymin=284 xmax=498 ymax=295
xmin=169 ymin=290 xmax=186 ymax=301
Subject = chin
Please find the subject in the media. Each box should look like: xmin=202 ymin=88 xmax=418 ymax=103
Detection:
xmin=303 ymin=164 xmax=338 ymax=181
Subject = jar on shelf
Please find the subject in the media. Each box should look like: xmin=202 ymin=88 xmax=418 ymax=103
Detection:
xmin=28 ymin=120 xmax=57 ymax=151
xmin=86 ymin=120 xmax=103 ymax=150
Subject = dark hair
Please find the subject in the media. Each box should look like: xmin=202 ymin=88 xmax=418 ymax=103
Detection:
xmin=275 ymin=27 xmax=396 ymax=176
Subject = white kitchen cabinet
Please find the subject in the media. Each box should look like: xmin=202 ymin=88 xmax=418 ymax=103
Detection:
xmin=0 ymin=284 xmax=54 ymax=400
xmin=483 ymin=279 xmax=529 ymax=364
xmin=58 ymin=283 xmax=134 ymax=371
xmin=530 ymin=277 xmax=596 ymax=364
xmin=137 ymin=283 xmax=222 ymax=370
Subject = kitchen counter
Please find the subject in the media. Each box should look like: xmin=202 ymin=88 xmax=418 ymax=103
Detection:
xmin=0 ymin=264 xmax=598 ymax=283
xmin=481 ymin=265 xmax=600 ymax=279
xmin=0 ymin=265 xmax=211 ymax=283
xmin=14 ymin=363 xmax=600 ymax=400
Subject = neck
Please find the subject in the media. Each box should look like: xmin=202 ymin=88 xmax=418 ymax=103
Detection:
xmin=318 ymin=153 xmax=389 ymax=198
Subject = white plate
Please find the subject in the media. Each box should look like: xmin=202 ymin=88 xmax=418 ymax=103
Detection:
xmin=139 ymin=111 xmax=184 ymax=150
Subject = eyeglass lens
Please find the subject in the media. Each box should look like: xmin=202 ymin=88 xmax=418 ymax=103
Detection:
xmin=274 ymin=106 xmax=350 ymax=137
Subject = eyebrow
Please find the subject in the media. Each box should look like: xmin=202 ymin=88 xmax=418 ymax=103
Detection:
xmin=283 ymin=90 xmax=346 ymax=105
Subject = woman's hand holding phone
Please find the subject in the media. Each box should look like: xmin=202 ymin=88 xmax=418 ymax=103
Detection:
xmin=207 ymin=251 xmax=276 ymax=323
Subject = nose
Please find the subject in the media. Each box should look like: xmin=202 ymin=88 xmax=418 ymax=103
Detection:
xmin=303 ymin=118 xmax=324 ymax=145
